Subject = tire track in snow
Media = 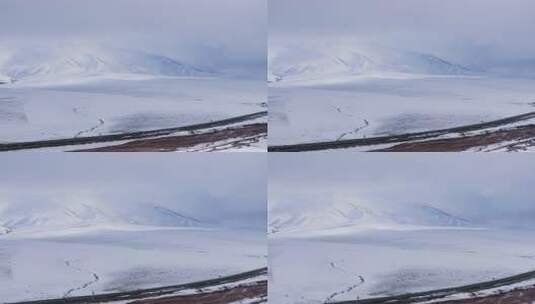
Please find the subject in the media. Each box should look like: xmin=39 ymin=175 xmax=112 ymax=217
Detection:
xmin=0 ymin=245 xmax=13 ymax=280
xmin=62 ymin=260 xmax=100 ymax=298
xmin=325 ymin=261 xmax=366 ymax=303
xmin=336 ymin=119 xmax=370 ymax=141
xmin=74 ymin=118 xmax=105 ymax=138
xmin=329 ymin=269 xmax=535 ymax=304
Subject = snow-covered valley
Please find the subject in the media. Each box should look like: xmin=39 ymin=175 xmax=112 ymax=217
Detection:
xmin=0 ymin=46 xmax=265 ymax=143
xmin=268 ymin=44 xmax=535 ymax=146
xmin=268 ymin=201 xmax=535 ymax=304
xmin=0 ymin=202 xmax=266 ymax=302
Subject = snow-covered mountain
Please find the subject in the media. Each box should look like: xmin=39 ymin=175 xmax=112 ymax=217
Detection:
xmin=0 ymin=201 xmax=202 ymax=232
xmin=0 ymin=45 xmax=210 ymax=84
xmin=120 ymin=205 xmax=202 ymax=228
xmin=269 ymin=201 xmax=470 ymax=234
xmin=268 ymin=44 xmax=472 ymax=83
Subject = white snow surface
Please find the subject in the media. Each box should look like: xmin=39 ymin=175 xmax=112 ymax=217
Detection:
xmin=269 ymin=199 xmax=535 ymax=303
xmin=0 ymin=225 xmax=266 ymax=302
xmin=268 ymin=43 xmax=535 ymax=146
xmin=0 ymin=197 xmax=266 ymax=302
xmin=269 ymin=228 xmax=535 ymax=304
xmin=269 ymin=77 xmax=535 ymax=145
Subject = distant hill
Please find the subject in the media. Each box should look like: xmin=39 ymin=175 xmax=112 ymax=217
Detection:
xmin=0 ymin=45 xmax=211 ymax=84
xmin=269 ymin=43 xmax=473 ymax=83
xmin=270 ymin=201 xmax=470 ymax=234
xmin=0 ymin=201 xmax=203 ymax=233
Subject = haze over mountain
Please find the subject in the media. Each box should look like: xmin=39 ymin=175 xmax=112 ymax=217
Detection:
xmin=270 ymin=201 xmax=470 ymax=234
xmin=0 ymin=201 xmax=204 ymax=234
xmin=270 ymin=154 xmax=535 ymax=231
xmin=0 ymin=154 xmax=267 ymax=233
xmin=270 ymin=0 xmax=535 ymax=78
xmin=269 ymin=43 xmax=473 ymax=83
xmin=0 ymin=45 xmax=211 ymax=84
xmin=0 ymin=0 xmax=266 ymax=79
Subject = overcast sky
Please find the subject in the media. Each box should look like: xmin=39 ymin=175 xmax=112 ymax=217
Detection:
xmin=270 ymin=153 xmax=535 ymax=229
xmin=0 ymin=0 xmax=266 ymax=72
xmin=269 ymin=0 xmax=535 ymax=68
xmin=0 ymin=153 xmax=266 ymax=230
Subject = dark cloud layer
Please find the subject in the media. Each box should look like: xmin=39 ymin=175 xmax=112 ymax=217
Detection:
xmin=269 ymin=0 xmax=535 ymax=68
xmin=270 ymin=153 xmax=535 ymax=229
xmin=0 ymin=0 xmax=266 ymax=72
xmin=0 ymin=153 xmax=266 ymax=230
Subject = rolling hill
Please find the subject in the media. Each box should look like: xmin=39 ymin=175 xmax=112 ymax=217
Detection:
xmin=269 ymin=201 xmax=470 ymax=234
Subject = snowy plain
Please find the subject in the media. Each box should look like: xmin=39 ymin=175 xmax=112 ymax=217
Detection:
xmin=0 ymin=199 xmax=267 ymax=302
xmin=269 ymin=228 xmax=535 ymax=304
xmin=268 ymin=44 xmax=535 ymax=146
xmin=0 ymin=77 xmax=265 ymax=143
xmin=268 ymin=201 xmax=535 ymax=304
xmin=0 ymin=46 xmax=266 ymax=143
xmin=0 ymin=225 xmax=266 ymax=302
xmin=269 ymin=76 xmax=535 ymax=145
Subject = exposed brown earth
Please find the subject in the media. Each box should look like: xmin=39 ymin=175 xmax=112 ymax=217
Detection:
xmin=130 ymin=281 xmax=267 ymax=304
xmin=73 ymin=123 xmax=267 ymax=152
xmin=435 ymin=286 xmax=535 ymax=304
xmin=376 ymin=124 xmax=535 ymax=152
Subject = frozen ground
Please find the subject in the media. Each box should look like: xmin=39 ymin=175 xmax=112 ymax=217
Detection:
xmin=0 ymin=226 xmax=266 ymax=302
xmin=0 ymin=76 xmax=265 ymax=143
xmin=268 ymin=42 xmax=535 ymax=146
xmin=269 ymin=227 xmax=535 ymax=304
xmin=269 ymin=76 xmax=535 ymax=145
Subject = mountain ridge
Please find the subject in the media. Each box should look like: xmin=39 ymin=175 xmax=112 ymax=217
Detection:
xmin=0 ymin=201 xmax=204 ymax=233
xmin=269 ymin=201 xmax=471 ymax=234
xmin=0 ymin=45 xmax=211 ymax=84
xmin=268 ymin=44 xmax=473 ymax=83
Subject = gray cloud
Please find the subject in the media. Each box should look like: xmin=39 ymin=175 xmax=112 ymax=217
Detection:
xmin=0 ymin=153 xmax=266 ymax=230
xmin=269 ymin=0 xmax=535 ymax=68
xmin=270 ymin=153 xmax=535 ymax=229
xmin=0 ymin=0 xmax=266 ymax=72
